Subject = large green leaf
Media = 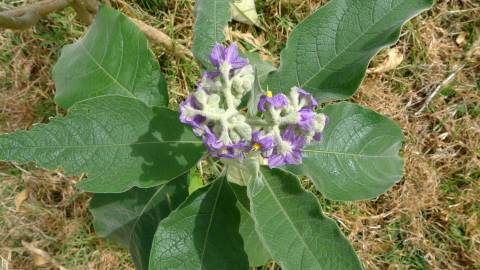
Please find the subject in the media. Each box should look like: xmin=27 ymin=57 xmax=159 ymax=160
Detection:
xmin=53 ymin=5 xmax=168 ymax=109
xmin=288 ymin=102 xmax=404 ymax=201
xmin=149 ymin=176 xmax=249 ymax=270
xmin=229 ymin=182 xmax=271 ymax=267
xmin=89 ymin=174 xmax=189 ymax=270
xmin=244 ymin=52 xmax=275 ymax=84
xmin=0 ymin=95 xmax=204 ymax=193
xmin=192 ymin=0 xmax=231 ymax=68
xmin=248 ymin=168 xmax=362 ymax=270
xmin=265 ymin=0 xmax=433 ymax=101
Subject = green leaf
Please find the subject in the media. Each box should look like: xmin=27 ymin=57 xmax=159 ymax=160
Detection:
xmin=242 ymin=52 xmax=275 ymax=115
xmin=193 ymin=0 xmax=231 ymax=68
xmin=230 ymin=0 xmax=260 ymax=27
xmin=188 ymin=169 xmax=204 ymax=194
xmin=89 ymin=174 xmax=189 ymax=270
xmin=224 ymin=156 xmax=259 ymax=186
xmin=248 ymin=168 xmax=362 ymax=270
xmin=0 ymin=95 xmax=204 ymax=193
xmin=149 ymin=176 xmax=249 ymax=270
xmin=53 ymin=5 xmax=168 ymax=109
xmin=229 ymin=182 xmax=271 ymax=267
xmin=264 ymin=0 xmax=433 ymax=101
xmin=245 ymin=52 xmax=275 ymax=84
xmin=289 ymin=102 xmax=404 ymax=201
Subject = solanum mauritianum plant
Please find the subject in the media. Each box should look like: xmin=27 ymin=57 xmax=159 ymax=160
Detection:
xmin=0 ymin=0 xmax=433 ymax=269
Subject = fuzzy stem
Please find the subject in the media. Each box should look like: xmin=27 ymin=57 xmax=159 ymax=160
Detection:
xmin=220 ymin=64 xmax=236 ymax=112
xmin=246 ymin=118 xmax=270 ymax=127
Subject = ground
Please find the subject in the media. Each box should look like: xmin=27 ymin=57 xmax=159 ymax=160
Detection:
xmin=0 ymin=0 xmax=479 ymax=269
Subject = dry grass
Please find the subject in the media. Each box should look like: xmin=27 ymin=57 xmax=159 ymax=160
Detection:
xmin=1 ymin=0 xmax=479 ymax=269
xmin=346 ymin=2 xmax=480 ymax=268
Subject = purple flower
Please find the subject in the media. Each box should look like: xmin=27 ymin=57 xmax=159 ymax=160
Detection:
xmin=289 ymin=88 xmax=319 ymax=133
xmin=282 ymin=125 xmax=307 ymax=149
xmin=202 ymin=70 xmax=221 ymax=80
xmin=297 ymin=108 xmax=315 ymax=131
xmin=313 ymin=132 xmax=322 ymax=141
xmin=202 ymin=126 xmax=224 ymax=150
xmin=268 ymin=150 xmax=302 ymax=168
xmin=268 ymin=126 xmax=306 ymax=168
xmin=294 ymin=87 xmax=317 ymax=109
xmin=250 ymin=130 xmax=275 ymax=157
xmin=251 ymin=130 xmax=275 ymax=150
xmin=210 ymin=141 xmax=248 ymax=159
xmin=179 ymin=95 xmax=205 ymax=129
xmin=209 ymin=43 xmax=249 ymax=70
xmin=258 ymin=91 xmax=289 ymax=112
xmin=201 ymin=126 xmax=248 ymax=159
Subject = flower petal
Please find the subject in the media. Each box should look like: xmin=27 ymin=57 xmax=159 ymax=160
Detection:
xmin=209 ymin=43 xmax=225 ymax=67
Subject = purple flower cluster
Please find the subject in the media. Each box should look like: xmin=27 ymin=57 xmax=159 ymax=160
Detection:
xmin=251 ymin=88 xmax=327 ymax=168
xmin=180 ymin=43 xmax=251 ymax=159
xmin=179 ymin=43 xmax=328 ymax=169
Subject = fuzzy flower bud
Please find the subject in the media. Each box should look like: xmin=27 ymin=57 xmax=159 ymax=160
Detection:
xmin=232 ymin=65 xmax=255 ymax=97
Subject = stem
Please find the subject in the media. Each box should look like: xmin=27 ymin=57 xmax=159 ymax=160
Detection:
xmin=0 ymin=0 xmax=98 ymax=29
xmin=208 ymin=157 xmax=223 ymax=177
xmin=189 ymin=107 xmax=236 ymax=122
xmin=272 ymin=126 xmax=283 ymax=144
xmin=220 ymin=64 xmax=236 ymax=112
xmin=268 ymin=106 xmax=281 ymax=125
xmin=130 ymin=18 xmax=193 ymax=59
xmin=71 ymin=0 xmax=99 ymax=24
xmin=279 ymin=112 xmax=299 ymax=126
xmin=246 ymin=118 xmax=270 ymax=127
xmin=219 ymin=119 xmax=232 ymax=144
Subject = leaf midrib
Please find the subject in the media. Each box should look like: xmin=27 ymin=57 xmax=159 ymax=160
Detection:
xmin=261 ymin=174 xmax=323 ymax=269
xmin=228 ymin=182 xmax=274 ymax=263
xmin=3 ymin=140 xmax=203 ymax=150
xmin=80 ymin=43 xmax=137 ymax=98
xmin=199 ymin=179 xmax=224 ymax=267
xmin=127 ymin=183 xmax=169 ymax=246
xmin=296 ymin=0 xmax=420 ymax=89
xmin=302 ymin=149 xmax=398 ymax=158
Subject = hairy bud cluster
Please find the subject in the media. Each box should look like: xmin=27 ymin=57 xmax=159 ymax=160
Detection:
xmin=180 ymin=43 xmax=328 ymax=168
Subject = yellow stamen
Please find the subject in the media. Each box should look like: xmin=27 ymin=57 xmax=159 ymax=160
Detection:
xmin=266 ymin=90 xmax=273 ymax=98
xmin=252 ymin=143 xmax=261 ymax=151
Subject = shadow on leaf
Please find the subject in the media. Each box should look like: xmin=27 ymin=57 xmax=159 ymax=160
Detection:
xmin=130 ymin=107 xmax=205 ymax=186
xmin=193 ymin=178 xmax=249 ymax=269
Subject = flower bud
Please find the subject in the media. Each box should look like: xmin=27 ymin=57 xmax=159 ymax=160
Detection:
xmin=232 ymin=65 xmax=255 ymax=97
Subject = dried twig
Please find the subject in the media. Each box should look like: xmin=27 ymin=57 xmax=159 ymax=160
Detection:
xmin=0 ymin=0 xmax=192 ymax=59
xmin=71 ymin=0 xmax=99 ymax=24
xmin=112 ymin=0 xmax=192 ymax=58
xmin=130 ymin=18 xmax=193 ymax=59
xmin=415 ymin=64 xmax=465 ymax=116
xmin=0 ymin=0 xmax=97 ymax=29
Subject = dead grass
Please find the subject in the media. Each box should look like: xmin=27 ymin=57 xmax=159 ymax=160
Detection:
xmin=1 ymin=0 xmax=479 ymax=269
xmin=346 ymin=2 xmax=480 ymax=268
